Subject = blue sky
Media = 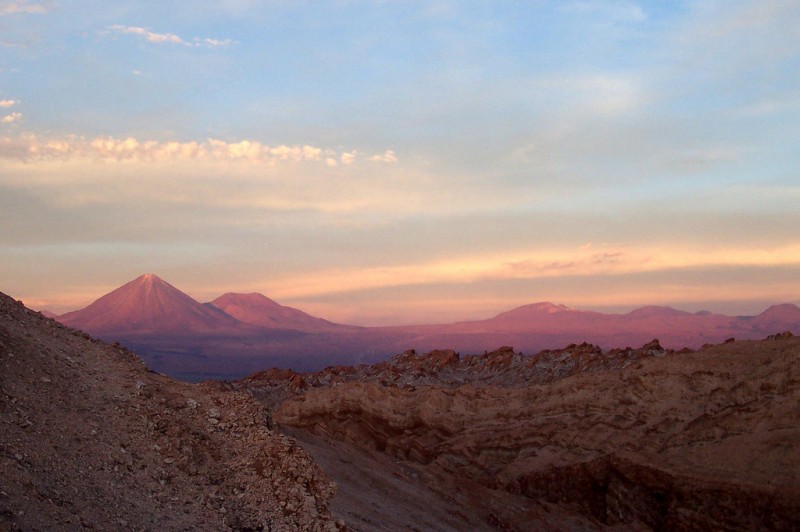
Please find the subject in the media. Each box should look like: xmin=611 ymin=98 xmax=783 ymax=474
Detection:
xmin=2 ymin=0 xmax=799 ymax=325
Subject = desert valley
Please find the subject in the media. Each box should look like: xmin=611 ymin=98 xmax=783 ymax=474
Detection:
xmin=4 ymin=1 xmax=800 ymax=530
xmin=2 ymin=279 xmax=800 ymax=530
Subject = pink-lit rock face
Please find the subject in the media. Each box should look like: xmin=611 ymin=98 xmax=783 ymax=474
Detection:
xmin=56 ymin=276 xmax=355 ymax=340
xmin=209 ymin=292 xmax=352 ymax=333
xmin=57 ymin=274 xmax=242 ymax=335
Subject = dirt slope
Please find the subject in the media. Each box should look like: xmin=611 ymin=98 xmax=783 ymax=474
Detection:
xmin=0 ymin=291 xmax=338 ymax=531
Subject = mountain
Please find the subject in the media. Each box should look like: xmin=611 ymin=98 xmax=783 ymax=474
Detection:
xmin=58 ymin=273 xmax=242 ymax=336
xmin=51 ymin=274 xmax=800 ymax=381
xmin=738 ymin=303 xmax=800 ymax=333
xmin=473 ymin=302 xmax=607 ymax=332
xmin=208 ymin=292 xmax=353 ymax=333
xmin=0 ymin=290 xmax=335 ymax=530
xmin=54 ymin=274 xmax=369 ymax=380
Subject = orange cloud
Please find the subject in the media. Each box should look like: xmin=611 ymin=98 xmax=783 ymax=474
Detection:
xmin=263 ymin=243 xmax=800 ymax=300
xmin=0 ymin=135 xmax=360 ymax=165
xmin=2 ymin=112 xmax=22 ymax=123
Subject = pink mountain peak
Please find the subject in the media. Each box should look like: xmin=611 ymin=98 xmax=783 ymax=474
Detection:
xmin=208 ymin=292 xmax=346 ymax=332
xmin=758 ymin=303 xmax=800 ymax=317
xmin=625 ymin=306 xmax=692 ymax=319
xmin=58 ymin=274 xmax=239 ymax=335
xmin=495 ymin=302 xmax=574 ymax=318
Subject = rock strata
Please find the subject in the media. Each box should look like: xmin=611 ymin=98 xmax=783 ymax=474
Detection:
xmin=268 ymin=336 xmax=800 ymax=529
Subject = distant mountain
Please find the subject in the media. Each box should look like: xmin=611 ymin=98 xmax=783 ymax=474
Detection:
xmin=208 ymin=293 xmax=353 ymax=333
xmin=54 ymin=274 xmax=367 ymax=380
xmin=735 ymin=303 xmax=800 ymax=334
xmin=625 ymin=305 xmax=693 ymax=319
xmin=472 ymin=302 xmax=607 ymax=333
xmin=371 ymin=301 xmax=797 ymax=356
xmin=51 ymin=274 xmax=800 ymax=381
xmin=58 ymin=274 xmax=242 ymax=336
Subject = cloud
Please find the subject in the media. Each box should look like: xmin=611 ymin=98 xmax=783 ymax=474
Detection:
xmin=266 ymin=242 xmax=800 ymax=301
xmin=0 ymin=99 xmax=18 ymax=108
xmin=0 ymin=134 xmax=389 ymax=169
xmin=1 ymin=112 xmax=22 ymax=123
xmin=109 ymin=25 xmax=185 ymax=45
xmin=671 ymin=1 xmax=800 ymax=77
xmin=196 ymin=37 xmax=236 ymax=48
xmin=531 ymin=73 xmax=643 ymax=116
xmin=370 ymin=149 xmax=398 ymax=163
xmin=0 ymin=0 xmax=49 ymax=15
xmin=107 ymin=25 xmax=235 ymax=48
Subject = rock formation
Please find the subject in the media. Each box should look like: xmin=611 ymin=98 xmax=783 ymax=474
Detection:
xmin=0 ymin=291 xmax=339 ymax=530
xmin=257 ymin=336 xmax=800 ymax=529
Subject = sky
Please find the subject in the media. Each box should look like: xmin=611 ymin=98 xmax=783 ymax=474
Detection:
xmin=1 ymin=0 xmax=799 ymax=326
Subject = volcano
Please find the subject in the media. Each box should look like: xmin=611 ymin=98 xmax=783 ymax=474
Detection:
xmin=208 ymin=292 xmax=352 ymax=333
xmin=58 ymin=274 xmax=241 ymax=336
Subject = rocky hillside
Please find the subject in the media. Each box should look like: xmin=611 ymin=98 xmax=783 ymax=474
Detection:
xmin=243 ymin=335 xmax=800 ymax=530
xmin=237 ymin=339 xmax=673 ymax=409
xmin=0 ymin=291 xmax=339 ymax=531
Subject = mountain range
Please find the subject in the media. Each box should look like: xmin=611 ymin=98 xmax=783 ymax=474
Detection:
xmin=53 ymin=273 xmax=800 ymax=381
xmin=6 ymin=286 xmax=799 ymax=529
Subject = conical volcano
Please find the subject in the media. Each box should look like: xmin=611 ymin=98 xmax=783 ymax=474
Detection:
xmin=58 ymin=274 xmax=240 ymax=335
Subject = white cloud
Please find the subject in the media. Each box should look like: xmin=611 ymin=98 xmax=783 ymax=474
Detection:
xmin=108 ymin=25 xmax=235 ymax=48
xmin=0 ymin=99 xmax=18 ymax=108
xmin=195 ymin=37 xmax=236 ymax=48
xmin=0 ymin=134 xmax=382 ymax=167
xmin=1 ymin=112 xmax=22 ymax=123
xmin=0 ymin=0 xmax=49 ymax=16
xmin=370 ymin=149 xmax=398 ymax=163
xmin=109 ymin=25 xmax=186 ymax=45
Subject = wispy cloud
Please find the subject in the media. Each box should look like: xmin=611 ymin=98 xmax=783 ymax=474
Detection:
xmin=267 ymin=242 xmax=800 ymax=301
xmin=371 ymin=149 xmax=398 ymax=163
xmin=109 ymin=25 xmax=184 ymax=45
xmin=0 ymin=0 xmax=49 ymax=16
xmin=107 ymin=25 xmax=235 ymax=48
xmin=0 ymin=99 xmax=18 ymax=108
xmin=1 ymin=112 xmax=22 ymax=123
xmin=0 ymin=135 xmax=347 ymax=163
xmin=340 ymin=151 xmax=357 ymax=165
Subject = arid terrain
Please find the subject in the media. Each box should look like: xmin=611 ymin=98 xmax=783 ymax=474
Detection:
xmin=236 ymin=336 xmax=800 ymax=530
xmin=3 ymin=286 xmax=800 ymax=530
xmin=0 ymin=291 xmax=339 ymax=531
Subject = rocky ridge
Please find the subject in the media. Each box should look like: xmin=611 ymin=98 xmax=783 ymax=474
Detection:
xmin=236 ymin=339 xmax=672 ymax=409
xmin=239 ymin=335 xmax=800 ymax=529
xmin=0 ymin=291 xmax=339 ymax=531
